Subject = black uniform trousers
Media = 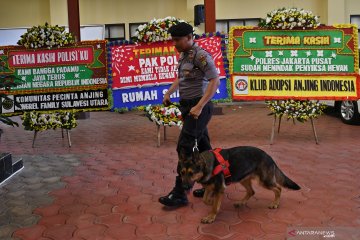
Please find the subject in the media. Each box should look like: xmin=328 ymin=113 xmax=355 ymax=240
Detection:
xmin=176 ymin=97 xmax=214 ymax=175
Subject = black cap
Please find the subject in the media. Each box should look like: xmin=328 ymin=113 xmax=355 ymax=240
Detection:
xmin=168 ymin=22 xmax=194 ymax=37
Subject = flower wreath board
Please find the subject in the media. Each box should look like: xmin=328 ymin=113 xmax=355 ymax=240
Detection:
xmin=229 ymin=8 xmax=360 ymax=144
xmin=0 ymin=23 xmax=110 ymax=147
xmin=0 ymin=23 xmax=110 ymax=117
xmin=107 ymin=17 xmax=231 ymax=112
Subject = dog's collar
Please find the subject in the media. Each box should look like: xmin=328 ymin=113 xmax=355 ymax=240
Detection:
xmin=211 ymin=148 xmax=231 ymax=180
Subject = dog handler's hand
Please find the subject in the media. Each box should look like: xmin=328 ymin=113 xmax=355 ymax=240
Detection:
xmin=189 ymin=105 xmax=202 ymax=119
xmin=163 ymin=93 xmax=171 ymax=106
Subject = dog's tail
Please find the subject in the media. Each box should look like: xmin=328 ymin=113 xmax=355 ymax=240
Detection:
xmin=275 ymin=167 xmax=301 ymax=190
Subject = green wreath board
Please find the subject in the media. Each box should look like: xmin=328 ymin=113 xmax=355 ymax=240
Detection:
xmin=257 ymin=8 xmax=332 ymax=144
xmin=0 ymin=23 xmax=97 ymax=147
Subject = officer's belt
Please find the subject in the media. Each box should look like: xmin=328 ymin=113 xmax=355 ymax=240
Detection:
xmin=179 ymin=97 xmax=202 ymax=108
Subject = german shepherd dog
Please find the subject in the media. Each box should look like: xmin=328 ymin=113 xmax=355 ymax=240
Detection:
xmin=179 ymin=146 xmax=301 ymax=224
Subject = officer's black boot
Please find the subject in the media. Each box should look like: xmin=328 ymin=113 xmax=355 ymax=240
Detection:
xmin=193 ymin=188 xmax=205 ymax=198
xmin=159 ymin=176 xmax=188 ymax=207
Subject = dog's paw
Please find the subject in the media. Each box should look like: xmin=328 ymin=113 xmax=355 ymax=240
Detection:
xmin=268 ymin=202 xmax=279 ymax=209
xmin=201 ymin=215 xmax=216 ymax=224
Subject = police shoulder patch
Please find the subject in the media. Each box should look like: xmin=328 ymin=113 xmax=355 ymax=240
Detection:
xmin=198 ymin=54 xmax=208 ymax=67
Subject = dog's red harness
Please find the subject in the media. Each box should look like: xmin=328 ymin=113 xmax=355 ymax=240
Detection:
xmin=211 ymin=148 xmax=231 ymax=182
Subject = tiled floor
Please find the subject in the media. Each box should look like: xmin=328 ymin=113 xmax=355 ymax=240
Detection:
xmin=1 ymin=104 xmax=359 ymax=240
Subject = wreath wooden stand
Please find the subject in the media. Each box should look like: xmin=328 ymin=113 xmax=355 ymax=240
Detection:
xmin=32 ymin=129 xmax=72 ymax=148
xmin=156 ymin=124 xmax=167 ymax=147
xmin=270 ymin=115 xmax=319 ymax=145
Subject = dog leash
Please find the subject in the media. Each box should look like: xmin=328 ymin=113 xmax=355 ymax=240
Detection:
xmin=193 ymin=119 xmax=199 ymax=153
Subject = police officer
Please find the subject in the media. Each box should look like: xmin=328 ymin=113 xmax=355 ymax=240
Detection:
xmin=158 ymin=22 xmax=220 ymax=207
